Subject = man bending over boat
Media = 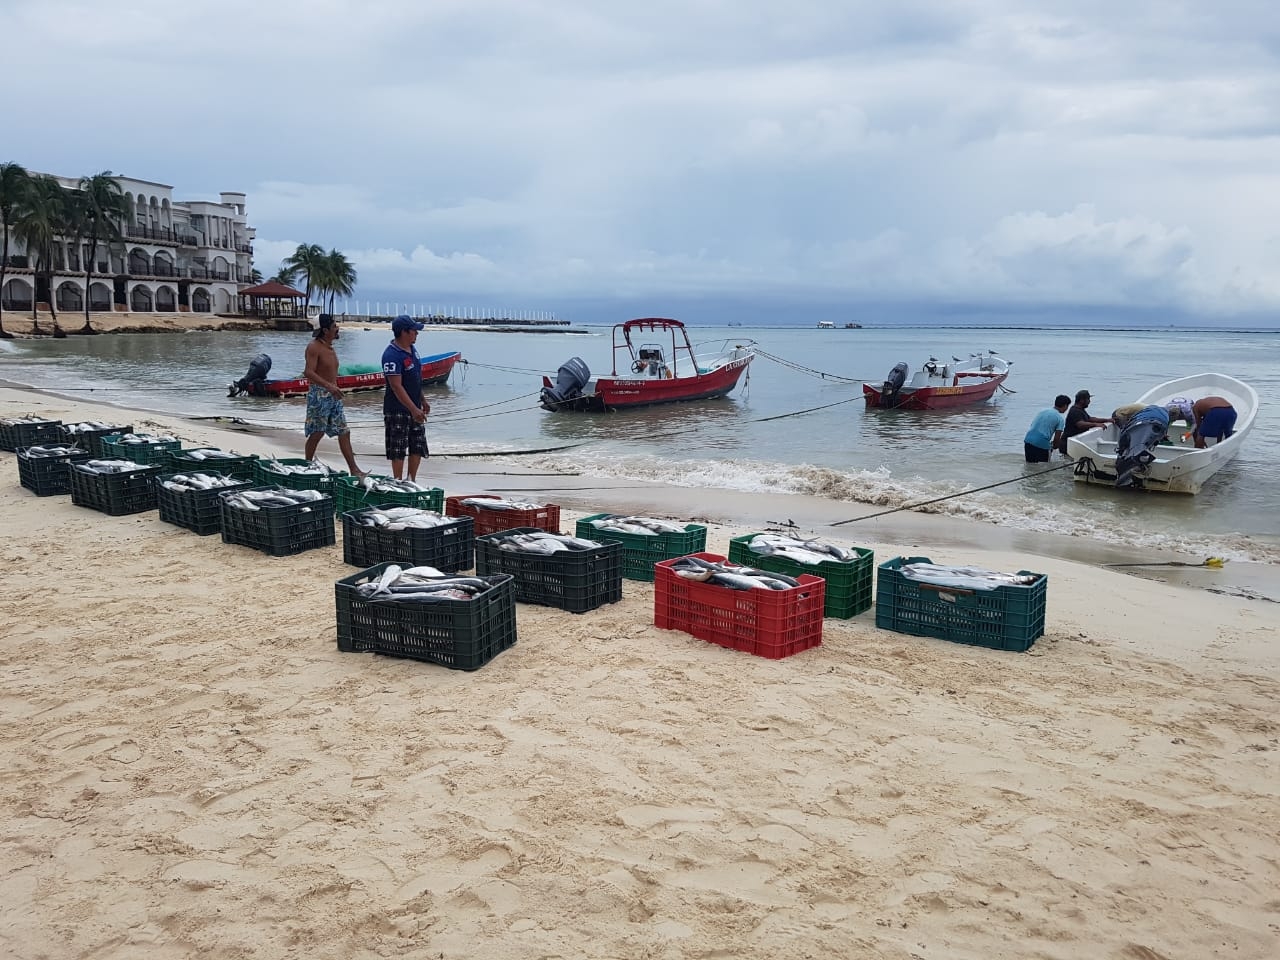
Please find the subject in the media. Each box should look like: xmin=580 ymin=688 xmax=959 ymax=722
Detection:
xmin=303 ymin=314 xmax=366 ymax=477
xmin=1190 ymin=396 xmax=1237 ymax=449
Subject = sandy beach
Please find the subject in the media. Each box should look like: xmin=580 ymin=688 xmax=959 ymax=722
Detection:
xmin=1 ymin=385 xmax=1278 ymax=959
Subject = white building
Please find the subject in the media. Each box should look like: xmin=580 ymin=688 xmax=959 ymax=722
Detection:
xmin=0 ymin=173 xmax=255 ymax=316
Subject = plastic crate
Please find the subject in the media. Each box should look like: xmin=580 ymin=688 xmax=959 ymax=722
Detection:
xmin=252 ymin=457 xmax=345 ymax=494
xmin=166 ymin=449 xmax=259 ymax=482
xmin=59 ymin=424 xmax=133 ymax=458
xmin=342 ymin=507 xmax=474 ymax=571
xmin=334 ymin=475 xmax=445 ymax=515
xmin=334 ymin=562 xmax=517 ymax=670
xmin=576 ymin=514 xmax=708 ymax=582
xmin=654 ymin=552 xmax=825 ymax=659
xmin=874 ymin=556 xmax=1047 ymax=652
xmin=99 ymin=434 xmax=182 ymax=466
xmin=727 ymin=534 xmax=874 ymax=619
xmin=0 ymin=418 xmax=63 ymax=452
xmin=446 ymin=494 xmax=561 ymax=537
xmin=17 ymin=446 xmax=91 ymax=496
xmin=69 ymin=463 xmax=162 ymax=516
xmin=475 ymin=527 xmax=623 ymax=613
xmin=219 ymin=486 xmax=337 ymax=556
xmin=156 ymin=473 xmax=252 ymax=536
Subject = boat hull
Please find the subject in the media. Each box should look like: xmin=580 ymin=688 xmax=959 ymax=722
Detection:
xmin=862 ymin=373 xmax=1007 ymax=410
xmin=252 ymin=352 xmax=461 ymax=397
xmin=545 ymin=356 xmax=752 ymax=412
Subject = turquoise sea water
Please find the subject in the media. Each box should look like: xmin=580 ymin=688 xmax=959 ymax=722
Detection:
xmin=2 ymin=324 xmax=1277 ymax=563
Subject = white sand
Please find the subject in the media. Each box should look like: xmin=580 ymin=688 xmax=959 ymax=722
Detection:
xmin=1 ymin=387 xmax=1278 ymax=959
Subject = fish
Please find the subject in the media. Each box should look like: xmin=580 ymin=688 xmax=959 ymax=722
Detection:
xmin=22 ymin=444 xmax=84 ymax=458
xmin=899 ymin=563 xmax=1040 ymax=591
xmin=76 ymin=459 xmax=152 ymax=475
xmin=113 ymin=432 xmax=178 ymax=445
xmin=668 ymin=556 xmax=797 ymax=591
xmin=221 ymin=486 xmax=329 ymax=511
xmin=747 ymin=534 xmax=856 ymax=564
xmin=354 ymin=566 xmax=500 ymax=603
xmin=459 ymin=496 xmax=545 ymax=511
xmin=589 ymin=515 xmax=689 ymax=536
xmin=492 ymin=531 xmax=603 ymax=554
xmin=351 ymin=506 xmax=452 ymax=530
xmin=359 ymin=475 xmax=431 ymax=494
xmin=260 ymin=457 xmax=332 ymax=476
xmin=162 ymin=472 xmax=243 ymax=492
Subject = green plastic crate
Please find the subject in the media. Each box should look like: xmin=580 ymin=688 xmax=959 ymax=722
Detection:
xmin=875 ymin=556 xmax=1047 ymax=652
xmin=333 ymin=475 xmax=444 ymax=515
xmin=728 ymin=534 xmax=873 ymax=619
xmin=575 ymin=514 xmax=707 ymax=582
xmin=99 ymin=434 xmax=181 ymax=466
xmin=166 ymin=449 xmax=259 ymax=482
xmin=251 ymin=457 xmax=346 ymax=494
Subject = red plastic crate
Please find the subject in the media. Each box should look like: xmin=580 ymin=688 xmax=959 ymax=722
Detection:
xmin=445 ymin=494 xmax=561 ymax=537
xmin=654 ymin=552 xmax=825 ymax=659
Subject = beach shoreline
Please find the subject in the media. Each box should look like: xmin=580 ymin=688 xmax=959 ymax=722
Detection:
xmin=2 ymin=383 xmax=1278 ymax=958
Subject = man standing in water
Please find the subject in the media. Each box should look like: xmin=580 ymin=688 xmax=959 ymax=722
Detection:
xmin=381 ymin=315 xmax=430 ymax=481
xmin=303 ymin=314 xmax=366 ymax=477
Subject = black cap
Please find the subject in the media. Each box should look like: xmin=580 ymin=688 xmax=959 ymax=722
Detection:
xmin=313 ymin=314 xmax=336 ymax=338
xmin=1075 ymin=389 xmax=1091 ymax=402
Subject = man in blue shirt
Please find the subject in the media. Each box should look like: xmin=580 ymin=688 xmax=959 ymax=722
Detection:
xmin=1024 ymin=394 xmax=1070 ymax=463
xmin=381 ymin=315 xmax=430 ymax=481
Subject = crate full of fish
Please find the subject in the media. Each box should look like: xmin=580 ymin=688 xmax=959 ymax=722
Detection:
xmin=219 ymin=486 xmax=336 ymax=556
xmin=445 ymin=494 xmax=561 ymax=537
xmin=17 ymin=443 xmax=90 ymax=497
xmin=575 ymin=514 xmax=708 ymax=582
xmin=0 ymin=415 xmax=63 ymax=452
xmin=166 ymin=446 xmax=260 ymax=482
xmin=69 ymin=459 xmax=162 ymax=516
xmin=59 ymin=420 xmax=133 ymax=457
xmin=727 ymin=533 xmax=874 ymax=619
xmin=875 ymin=556 xmax=1047 ymax=652
xmin=342 ymin=504 xmax=474 ymax=572
xmin=156 ymin=471 xmax=252 ymax=536
xmin=99 ymin=432 xmax=182 ymax=466
xmin=334 ymin=475 xmax=445 ymax=515
xmin=654 ymin=553 xmax=825 ymax=660
xmin=251 ymin=457 xmax=345 ymax=493
xmin=475 ymin=527 xmax=623 ymax=614
xmin=335 ymin=562 xmax=517 ymax=671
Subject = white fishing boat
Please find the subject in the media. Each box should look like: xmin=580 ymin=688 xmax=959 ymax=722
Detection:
xmin=1066 ymin=372 xmax=1257 ymax=494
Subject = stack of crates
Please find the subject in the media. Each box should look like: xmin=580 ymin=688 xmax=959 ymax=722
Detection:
xmin=445 ymin=494 xmax=561 ymax=537
xmin=219 ymin=486 xmax=336 ymax=556
xmin=156 ymin=473 xmax=251 ymax=536
xmin=251 ymin=458 xmax=345 ymax=496
xmin=576 ymin=514 xmax=707 ymax=582
xmin=335 ymin=562 xmax=517 ymax=670
xmin=474 ymin=527 xmax=622 ymax=613
xmin=59 ymin=422 xmax=133 ymax=457
xmin=333 ymin=475 xmax=444 ymax=515
xmin=654 ymin=553 xmax=825 ymax=660
xmin=875 ymin=556 xmax=1048 ymax=652
xmin=165 ymin=449 xmax=259 ymax=482
xmin=342 ymin=505 xmax=474 ymax=571
xmin=99 ymin=433 xmax=182 ymax=467
xmin=0 ymin=417 xmax=63 ymax=452
xmin=17 ymin=445 xmax=91 ymax=497
xmin=727 ymin=533 xmax=874 ymax=619
xmin=69 ymin=462 xmax=161 ymax=516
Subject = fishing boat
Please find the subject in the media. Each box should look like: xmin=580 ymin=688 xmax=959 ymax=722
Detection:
xmin=1066 ymin=372 xmax=1256 ymax=494
xmin=540 ymin=318 xmax=756 ymax=412
xmin=863 ymin=351 xmax=1011 ymax=410
xmin=817 ymin=321 xmax=835 ymax=329
xmin=227 ymin=351 xmax=461 ymax=398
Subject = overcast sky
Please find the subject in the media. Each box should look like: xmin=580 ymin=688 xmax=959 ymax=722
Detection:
xmin=7 ymin=0 xmax=1280 ymax=320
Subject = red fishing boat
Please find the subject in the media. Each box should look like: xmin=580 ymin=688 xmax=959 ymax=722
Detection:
xmin=228 ymin=351 xmax=461 ymax=398
xmin=863 ymin=351 xmax=1011 ymax=410
xmin=540 ymin=318 xmax=755 ymax=412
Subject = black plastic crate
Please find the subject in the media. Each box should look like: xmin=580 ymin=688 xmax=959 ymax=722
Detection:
xmin=69 ymin=463 xmax=162 ymax=516
xmin=475 ymin=528 xmax=623 ymax=613
xmin=156 ymin=473 xmax=252 ymax=536
xmin=335 ymin=562 xmax=517 ymax=670
xmin=575 ymin=514 xmax=708 ymax=582
xmin=17 ymin=446 xmax=91 ymax=496
xmin=99 ymin=434 xmax=182 ymax=466
xmin=0 ymin=418 xmax=63 ymax=452
xmin=166 ymin=449 xmax=259 ymax=482
xmin=59 ymin=424 xmax=133 ymax=458
xmin=342 ymin=507 xmax=474 ymax=571
xmin=219 ymin=486 xmax=336 ymax=556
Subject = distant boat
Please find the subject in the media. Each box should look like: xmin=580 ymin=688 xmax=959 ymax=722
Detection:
xmin=863 ymin=352 xmax=1011 ymax=410
xmin=817 ymin=321 xmax=835 ymax=329
xmin=844 ymin=323 xmax=862 ymax=329
xmin=228 ymin=351 xmax=461 ymax=398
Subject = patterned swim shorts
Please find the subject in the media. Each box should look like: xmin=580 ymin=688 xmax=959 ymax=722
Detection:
xmin=384 ymin=410 xmax=429 ymax=460
xmin=304 ymin=385 xmax=349 ymax=437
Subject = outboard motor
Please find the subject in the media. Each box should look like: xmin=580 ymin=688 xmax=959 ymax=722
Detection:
xmin=540 ymin=357 xmax=591 ymax=410
xmin=228 ymin=353 xmax=273 ymax=397
xmin=1114 ymin=405 xmax=1171 ymax=489
xmin=879 ymin=362 xmax=909 ymax=407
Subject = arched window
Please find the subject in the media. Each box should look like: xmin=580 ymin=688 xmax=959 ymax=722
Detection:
xmin=88 ymin=282 xmax=112 ymax=311
xmin=155 ymin=286 xmax=176 ymax=311
xmin=128 ymin=249 xmax=151 ymax=275
xmin=131 ymin=285 xmax=153 ymax=311
xmin=192 ymin=287 xmax=211 ymax=312
xmin=56 ymin=282 xmax=83 ymax=311
xmin=2 ymin=278 xmax=34 ymax=311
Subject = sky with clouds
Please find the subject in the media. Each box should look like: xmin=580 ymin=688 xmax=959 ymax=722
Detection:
xmin=6 ymin=0 xmax=1280 ymax=322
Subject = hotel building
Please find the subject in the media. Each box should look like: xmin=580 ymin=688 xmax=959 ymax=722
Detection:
xmin=1 ymin=172 xmax=255 ymax=315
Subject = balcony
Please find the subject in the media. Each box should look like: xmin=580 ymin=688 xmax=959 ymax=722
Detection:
xmin=125 ymin=224 xmax=182 ymax=245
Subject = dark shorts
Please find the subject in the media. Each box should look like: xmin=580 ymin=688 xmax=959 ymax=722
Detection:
xmin=1197 ymin=406 xmax=1237 ymax=441
xmin=384 ymin=410 xmax=429 ymax=461
xmin=1024 ymin=442 xmax=1050 ymax=463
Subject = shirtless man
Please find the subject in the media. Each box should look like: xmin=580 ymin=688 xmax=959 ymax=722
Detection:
xmin=1190 ymin=395 xmax=1237 ymax=449
xmin=303 ymin=314 xmax=365 ymax=476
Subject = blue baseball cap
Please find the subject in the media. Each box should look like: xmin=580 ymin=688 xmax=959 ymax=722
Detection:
xmin=392 ymin=314 xmax=424 ymax=334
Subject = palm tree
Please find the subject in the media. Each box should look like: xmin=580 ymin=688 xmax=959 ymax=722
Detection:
xmin=247 ymin=267 xmax=263 ymax=285
xmin=271 ymin=266 xmax=297 ymax=285
xmin=13 ymin=175 xmax=70 ymax=334
xmin=322 ymin=248 xmax=357 ymax=313
xmin=76 ymin=171 xmax=129 ymax=334
xmin=279 ymin=243 xmax=325 ymax=309
xmin=0 ymin=161 xmax=32 ymax=339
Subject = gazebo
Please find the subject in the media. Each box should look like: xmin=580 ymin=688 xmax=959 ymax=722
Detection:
xmin=238 ymin=280 xmax=308 ymax=319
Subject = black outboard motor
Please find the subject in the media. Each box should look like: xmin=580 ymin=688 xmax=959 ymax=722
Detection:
xmin=540 ymin=357 xmax=591 ymax=410
xmin=879 ymin=362 xmax=909 ymax=407
xmin=229 ymin=353 xmax=273 ymax=397
xmin=1114 ymin=405 xmax=1170 ymax=489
